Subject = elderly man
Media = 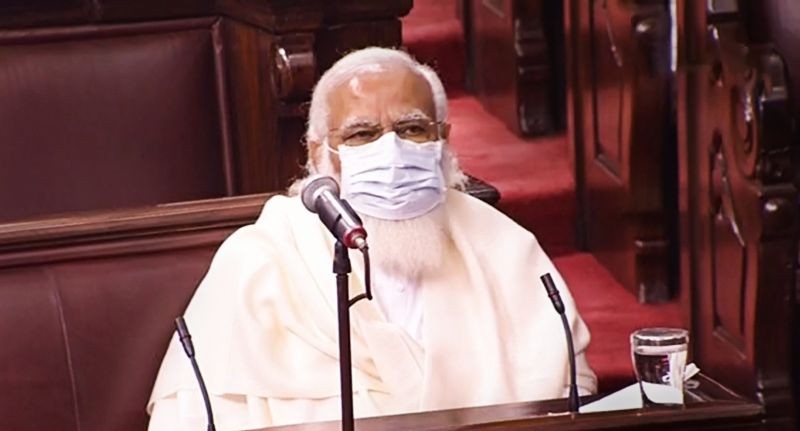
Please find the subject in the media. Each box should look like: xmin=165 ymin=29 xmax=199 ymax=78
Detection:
xmin=147 ymin=47 xmax=596 ymax=430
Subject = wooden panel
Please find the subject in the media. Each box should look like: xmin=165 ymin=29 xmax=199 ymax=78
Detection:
xmin=678 ymin=0 xmax=797 ymax=426
xmin=0 ymin=0 xmax=88 ymax=28
xmin=0 ymin=195 xmax=266 ymax=431
xmin=755 ymin=14 xmax=800 ymax=407
xmin=567 ymin=0 xmax=673 ymax=302
xmin=0 ymin=18 xmax=231 ymax=223
xmin=322 ymin=0 xmax=413 ymax=22
xmin=315 ymin=19 xmax=404 ymax=75
xmin=315 ymin=0 xmax=410 ymax=74
xmin=221 ymin=20 xmax=318 ymax=193
xmin=0 ymin=0 xmax=212 ymax=28
xmin=0 ymin=0 xmax=470 ymax=218
xmin=259 ymin=375 xmax=764 ymax=430
xmin=0 ymin=194 xmax=267 ymax=264
xmin=752 ymin=0 xmax=800 ymax=115
xmin=590 ymin=0 xmax=625 ymax=171
xmin=220 ymin=1 xmax=411 ymax=194
xmin=221 ymin=19 xmax=281 ymax=193
xmin=94 ymin=0 xmax=213 ymax=21
xmin=0 ymin=269 xmax=79 ymax=431
xmin=464 ymin=0 xmax=562 ymax=136
xmin=467 ymin=0 xmax=519 ymax=131
xmin=216 ymin=0 xmax=323 ymax=32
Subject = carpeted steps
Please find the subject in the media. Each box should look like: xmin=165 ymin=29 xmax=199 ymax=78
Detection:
xmin=401 ymin=0 xmax=466 ymax=94
xmin=402 ymin=0 xmax=682 ymax=394
xmin=447 ymin=96 xmax=576 ymax=256
xmin=402 ymin=1 xmax=575 ymax=256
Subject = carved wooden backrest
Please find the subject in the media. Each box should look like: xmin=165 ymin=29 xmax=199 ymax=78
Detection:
xmin=566 ymin=0 xmax=674 ymax=302
xmin=678 ymin=0 xmax=797 ymax=426
xmin=463 ymin=0 xmax=564 ymax=136
xmin=0 ymin=0 xmax=413 ymax=224
xmin=0 ymin=195 xmax=266 ymax=430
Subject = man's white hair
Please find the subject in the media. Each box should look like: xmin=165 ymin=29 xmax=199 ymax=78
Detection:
xmin=294 ymin=47 xmax=467 ymax=192
xmin=306 ymin=47 xmax=448 ymax=144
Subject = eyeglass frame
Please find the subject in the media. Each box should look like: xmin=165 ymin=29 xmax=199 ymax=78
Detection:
xmin=327 ymin=118 xmax=449 ymax=147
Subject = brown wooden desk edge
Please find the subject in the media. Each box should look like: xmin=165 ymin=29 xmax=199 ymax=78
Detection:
xmin=256 ymin=375 xmax=764 ymax=431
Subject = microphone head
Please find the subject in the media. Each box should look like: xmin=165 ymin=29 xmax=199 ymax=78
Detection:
xmin=301 ymin=175 xmax=340 ymax=213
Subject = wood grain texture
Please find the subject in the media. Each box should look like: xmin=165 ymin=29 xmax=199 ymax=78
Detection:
xmin=0 ymin=0 xmax=89 ymax=28
xmin=0 ymin=1 xmax=451 ymax=221
xmin=678 ymin=0 xmax=797 ymax=427
xmin=0 ymin=194 xmax=268 ymax=268
xmin=0 ymin=0 xmax=212 ymax=28
xmin=315 ymin=19 xmax=404 ymax=74
xmin=322 ymin=0 xmax=413 ymax=23
xmin=464 ymin=0 xmax=563 ymax=136
xmin=257 ymin=375 xmax=764 ymax=431
xmin=216 ymin=0 xmax=323 ymax=32
xmin=566 ymin=0 xmax=673 ymax=302
xmin=221 ymin=19 xmax=283 ymax=193
xmin=91 ymin=0 xmax=213 ymax=21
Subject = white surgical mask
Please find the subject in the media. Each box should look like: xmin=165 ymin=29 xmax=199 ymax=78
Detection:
xmin=336 ymin=132 xmax=445 ymax=220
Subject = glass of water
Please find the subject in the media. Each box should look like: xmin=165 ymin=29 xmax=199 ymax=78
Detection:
xmin=630 ymin=328 xmax=689 ymax=406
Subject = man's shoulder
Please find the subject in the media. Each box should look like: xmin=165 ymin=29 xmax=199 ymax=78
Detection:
xmin=445 ymin=188 xmax=547 ymax=257
xmin=248 ymin=193 xmax=314 ymax=229
xmin=446 ymin=189 xmax=532 ymax=236
xmin=258 ymin=193 xmax=303 ymax=218
xmin=216 ymin=194 xmax=305 ymax=253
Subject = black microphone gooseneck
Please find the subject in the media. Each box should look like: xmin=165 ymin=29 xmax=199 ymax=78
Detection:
xmin=540 ymin=273 xmax=580 ymax=413
xmin=302 ymin=175 xmax=373 ymax=431
xmin=175 ymin=316 xmax=216 ymax=431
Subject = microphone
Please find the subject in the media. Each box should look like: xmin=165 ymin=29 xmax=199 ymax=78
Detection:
xmin=540 ymin=273 xmax=580 ymax=413
xmin=301 ymin=175 xmax=368 ymax=250
xmin=175 ymin=317 xmax=216 ymax=431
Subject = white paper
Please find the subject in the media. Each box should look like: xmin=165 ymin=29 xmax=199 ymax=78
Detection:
xmin=579 ymin=383 xmax=683 ymax=413
xmin=579 ymin=383 xmax=642 ymax=413
xmin=579 ymin=362 xmax=700 ymax=413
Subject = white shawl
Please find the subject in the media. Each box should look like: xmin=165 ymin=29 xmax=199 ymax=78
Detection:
xmin=148 ymin=190 xmax=596 ymax=430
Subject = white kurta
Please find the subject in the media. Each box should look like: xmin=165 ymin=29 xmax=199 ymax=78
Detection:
xmin=147 ymin=190 xmax=596 ymax=430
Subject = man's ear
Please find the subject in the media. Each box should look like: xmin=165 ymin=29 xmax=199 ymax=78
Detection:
xmin=441 ymin=122 xmax=451 ymax=140
xmin=307 ymin=140 xmax=322 ymax=171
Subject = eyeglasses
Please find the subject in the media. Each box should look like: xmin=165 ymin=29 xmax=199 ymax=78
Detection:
xmin=330 ymin=119 xmax=446 ymax=147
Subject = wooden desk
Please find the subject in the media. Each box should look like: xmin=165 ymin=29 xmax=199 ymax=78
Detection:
xmin=258 ymin=375 xmax=765 ymax=430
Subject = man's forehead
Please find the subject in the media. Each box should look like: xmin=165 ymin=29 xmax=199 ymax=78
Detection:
xmin=327 ymin=67 xmax=436 ymax=127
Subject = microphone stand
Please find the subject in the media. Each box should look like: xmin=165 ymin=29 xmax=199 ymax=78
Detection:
xmin=540 ymin=273 xmax=580 ymax=413
xmin=333 ymin=240 xmax=355 ymax=431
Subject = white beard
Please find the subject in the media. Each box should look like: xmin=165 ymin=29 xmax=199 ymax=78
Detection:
xmin=291 ymin=138 xmax=461 ymax=279
xmin=361 ymin=205 xmax=450 ymax=280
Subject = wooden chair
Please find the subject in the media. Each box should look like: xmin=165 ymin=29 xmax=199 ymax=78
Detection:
xmin=461 ymin=0 xmax=565 ymax=136
xmin=679 ymin=0 xmax=797 ymax=425
xmin=0 ymin=0 xmax=413 ymax=223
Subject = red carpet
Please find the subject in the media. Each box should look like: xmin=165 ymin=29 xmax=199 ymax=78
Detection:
xmin=447 ymin=96 xmax=575 ymax=256
xmin=403 ymin=2 xmax=576 ymax=255
xmin=401 ymin=0 xmax=465 ymax=92
xmin=403 ymin=0 xmax=682 ymax=394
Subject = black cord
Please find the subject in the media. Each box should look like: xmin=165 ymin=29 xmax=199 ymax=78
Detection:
xmin=348 ymin=246 xmax=373 ymax=306
xmin=189 ymin=356 xmax=216 ymax=431
xmin=561 ymin=313 xmax=580 ymax=413
xmin=540 ymin=274 xmax=580 ymax=413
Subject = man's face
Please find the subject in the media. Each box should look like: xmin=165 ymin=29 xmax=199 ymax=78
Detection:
xmin=313 ymin=67 xmax=447 ymax=173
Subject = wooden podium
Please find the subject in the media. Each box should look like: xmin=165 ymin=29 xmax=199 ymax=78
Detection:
xmin=256 ymin=375 xmax=764 ymax=431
